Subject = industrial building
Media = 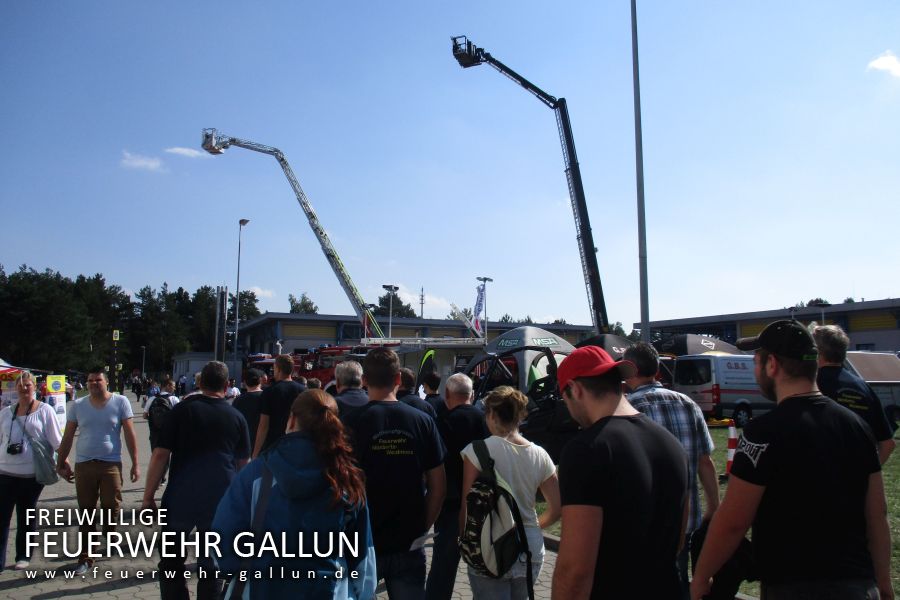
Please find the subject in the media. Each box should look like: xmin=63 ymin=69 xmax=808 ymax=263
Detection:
xmin=636 ymin=298 xmax=900 ymax=352
xmin=238 ymin=313 xmax=595 ymax=355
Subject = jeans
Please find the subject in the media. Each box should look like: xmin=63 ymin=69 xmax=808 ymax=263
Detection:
xmin=0 ymin=474 xmax=43 ymax=569
xmin=74 ymin=460 xmax=123 ymax=562
xmin=157 ymin=520 xmax=222 ymax=600
xmin=376 ymin=548 xmax=426 ymax=600
xmin=466 ymin=526 xmax=544 ymax=600
xmin=425 ymin=506 xmax=460 ymax=600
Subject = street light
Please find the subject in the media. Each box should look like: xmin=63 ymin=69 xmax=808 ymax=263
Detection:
xmin=234 ymin=218 xmax=250 ymax=368
xmin=814 ymin=301 xmax=831 ymax=325
xmin=140 ymin=345 xmax=146 ymax=377
xmin=382 ymin=284 xmax=399 ymax=337
xmin=477 ymin=276 xmax=493 ymax=340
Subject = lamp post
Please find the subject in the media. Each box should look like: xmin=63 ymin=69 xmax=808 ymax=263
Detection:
xmin=140 ymin=345 xmax=146 ymax=377
xmin=631 ymin=0 xmax=650 ymax=341
xmin=477 ymin=276 xmax=493 ymax=340
xmin=382 ymin=284 xmax=399 ymax=337
xmin=814 ymin=301 xmax=831 ymax=325
xmin=234 ymin=218 xmax=250 ymax=368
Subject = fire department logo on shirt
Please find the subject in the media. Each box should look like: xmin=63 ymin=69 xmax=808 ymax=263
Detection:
xmin=736 ymin=435 xmax=769 ymax=468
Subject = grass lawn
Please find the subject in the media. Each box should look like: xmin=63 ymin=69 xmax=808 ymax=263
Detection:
xmin=537 ymin=425 xmax=900 ymax=598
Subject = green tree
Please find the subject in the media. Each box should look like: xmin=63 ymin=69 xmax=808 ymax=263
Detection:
xmin=843 ymin=297 xmax=856 ymax=304
xmin=518 ymin=315 xmax=534 ymax=324
xmin=447 ymin=307 xmax=475 ymax=320
xmin=498 ymin=313 xmax=514 ymax=323
xmin=374 ymin=291 xmax=416 ymax=318
xmin=627 ymin=329 xmax=642 ymax=342
xmin=189 ymin=286 xmax=218 ymax=351
xmin=0 ymin=265 xmax=112 ymax=372
xmin=807 ymin=297 xmax=829 ymax=306
xmin=610 ymin=321 xmax=627 ymax=337
xmin=551 ymin=318 xmax=568 ymax=325
xmin=289 ymin=292 xmax=319 ymax=314
xmin=228 ymin=290 xmax=261 ymax=324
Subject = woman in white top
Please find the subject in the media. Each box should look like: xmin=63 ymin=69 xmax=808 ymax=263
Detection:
xmin=0 ymin=371 xmax=63 ymax=570
xmin=460 ymin=385 xmax=561 ymax=599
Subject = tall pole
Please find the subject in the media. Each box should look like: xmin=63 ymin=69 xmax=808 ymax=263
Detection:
xmin=234 ymin=219 xmax=250 ymax=369
xmin=477 ymin=276 xmax=493 ymax=340
xmin=383 ymin=284 xmax=398 ymax=337
xmin=141 ymin=345 xmax=146 ymax=377
xmin=631 ymin=0 xmax=650 ymax=342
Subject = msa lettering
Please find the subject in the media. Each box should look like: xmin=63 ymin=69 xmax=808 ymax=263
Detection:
xmin=726 ymin=361 xmax=748 ymax=370
xmin=497 ymin=339 xmax=522 ymax=348
xmin=530 ymin=338 xmax=559 ymax=346
xmin=736 ymin=436 xmax=769 ymax=468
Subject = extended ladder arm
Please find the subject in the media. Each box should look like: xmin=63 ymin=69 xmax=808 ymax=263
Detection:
xmin=451 ymin=37 xmax=609 ymax=332
xmin=201 ymin=128 xmax=385 ymax=338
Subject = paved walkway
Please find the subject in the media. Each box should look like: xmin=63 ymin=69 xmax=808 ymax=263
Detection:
xmin=0 ymin=392 xmax=557 ymax=599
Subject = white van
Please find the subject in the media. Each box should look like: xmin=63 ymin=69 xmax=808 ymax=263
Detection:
xmin=672 ymin=353 xmax=769 ymax=427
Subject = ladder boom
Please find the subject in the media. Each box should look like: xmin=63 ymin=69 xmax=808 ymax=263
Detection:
xmin=450 ymin=38 xmax=609 ymax=332
xmin=201 ymin=128 xmax=385 ymax=338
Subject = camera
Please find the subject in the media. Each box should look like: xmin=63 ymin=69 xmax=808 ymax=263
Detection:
xmin=6 ymin=443 xmax=23 ymax=455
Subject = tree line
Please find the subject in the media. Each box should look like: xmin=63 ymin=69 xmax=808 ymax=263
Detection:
xmin=0 ymin=265 xmax=263 ymax=376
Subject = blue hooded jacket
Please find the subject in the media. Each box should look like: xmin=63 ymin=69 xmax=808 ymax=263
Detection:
xmin=212 ymin=432 xmax=376 ymax=599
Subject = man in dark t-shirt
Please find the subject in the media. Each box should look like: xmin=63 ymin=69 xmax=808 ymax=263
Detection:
xmin=814 ymin=324 xmax=895 ymax=464
xmin=425 ymin=373 xmax=488 ymax=600
xmin=422 ymin=371 xmax=444 ymax=412
xmin=343 ymin=348 xmax=446 ymax=598
xmin=253 ymin=354 xmax=304 ymax=457
xmin=692 ymin=320 xmax=891 ymax=600
xmin=141 ymin=361 xmax=250 ymax=600
xmin=334 ymin=360 xmax=368 ymax=418
xmin=232 ymin=368 xmax=264 ymax=450
xmin=397 ymin=368 xmax=436 ymax=419
xmin=553 ymin=346 xmax=688 ymax=599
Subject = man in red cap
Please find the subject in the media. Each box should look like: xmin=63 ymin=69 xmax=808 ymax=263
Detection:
xmin=552 ymin=345 xmax=689 ymax=599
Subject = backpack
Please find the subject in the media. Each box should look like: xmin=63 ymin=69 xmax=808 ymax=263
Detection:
xmin=147 ymin=393 xmax=173 ymax=434
xmin=459 ymin=439 xmax=534 ymax=600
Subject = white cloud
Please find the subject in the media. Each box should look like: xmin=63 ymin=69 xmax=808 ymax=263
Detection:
xmin=165 ymin=147 xmax=210 ymax=159
xmin=867 ymin=51 xmax=900 ymax=78
xmin=248 ymin=286 xmax=276 ymax=299
xmin=120 ymin=150 xmax=164 ymax=171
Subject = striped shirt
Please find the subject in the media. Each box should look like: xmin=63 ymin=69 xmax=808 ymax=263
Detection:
xmin=628 ymin=382 xmax=714 ymax=533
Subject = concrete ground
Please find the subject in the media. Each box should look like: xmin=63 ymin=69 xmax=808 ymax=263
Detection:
xmin=0 ymin=392 xmax=557 ymax=599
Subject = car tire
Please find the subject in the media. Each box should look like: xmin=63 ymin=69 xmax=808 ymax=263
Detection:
xmin=732 ymin=406 xmax=752 ymax=428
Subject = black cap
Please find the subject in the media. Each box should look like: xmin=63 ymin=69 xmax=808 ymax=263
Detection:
xmin=735 ymin=320 xmax=818 ymax=361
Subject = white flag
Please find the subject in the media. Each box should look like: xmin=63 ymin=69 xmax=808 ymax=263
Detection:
xmin=473 ymin=283 xmax=485 ymax=333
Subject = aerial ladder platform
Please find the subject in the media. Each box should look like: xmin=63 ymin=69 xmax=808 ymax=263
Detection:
xmin=201 ymin=128 xmax=385 ymax=338
xmin=451 ymin=36 xmax=610 ymax=333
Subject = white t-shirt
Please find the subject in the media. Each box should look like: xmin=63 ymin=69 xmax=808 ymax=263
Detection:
xmin=0 ymin=402 xmax=63 ymax=477
xmin=461 ymin=435 xmax=556 ymax=528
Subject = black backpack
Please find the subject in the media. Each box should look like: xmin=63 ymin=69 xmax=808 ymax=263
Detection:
xmin=459 ymin=439 xmax=534 ymax=600
xmin=147 ymin=393 xmax=173 ymax=434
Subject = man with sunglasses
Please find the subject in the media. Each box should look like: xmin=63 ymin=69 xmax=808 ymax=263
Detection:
xmin=691 ymin=320 xmax=891 ymax=600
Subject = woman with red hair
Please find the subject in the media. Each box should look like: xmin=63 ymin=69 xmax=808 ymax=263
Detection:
xmin=213 ymin=389 xmax=375 ymax=599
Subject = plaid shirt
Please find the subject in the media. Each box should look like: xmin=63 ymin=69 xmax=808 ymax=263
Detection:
xmin=628 ymin=382 xmax=714 ymax=533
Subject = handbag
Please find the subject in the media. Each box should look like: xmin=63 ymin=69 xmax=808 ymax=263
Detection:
xmin=222 ymin=465 xmax=274 ymax=600
xmin=21 ymin=418 xmax=59 ymax=486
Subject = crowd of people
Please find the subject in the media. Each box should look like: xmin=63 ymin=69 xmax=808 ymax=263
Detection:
xmin=0 ymin=320 xmax=893 ymax=599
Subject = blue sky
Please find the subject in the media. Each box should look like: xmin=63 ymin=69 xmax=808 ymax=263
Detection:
xmin=2 ymin=1 xmax=898 ymax=331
